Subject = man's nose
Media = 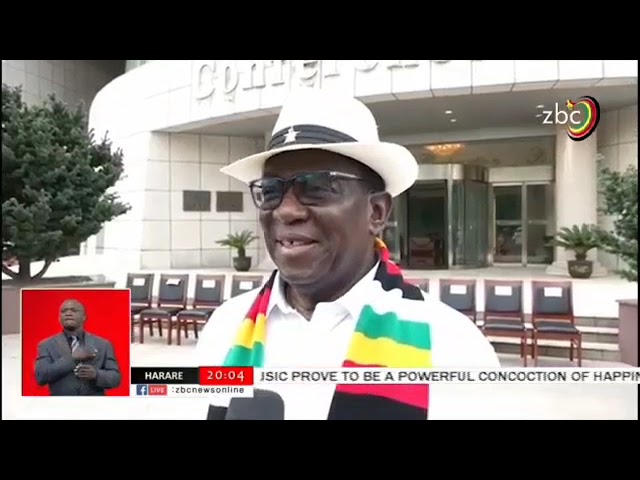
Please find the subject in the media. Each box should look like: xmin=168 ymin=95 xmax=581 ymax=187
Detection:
xmin=272 ymin=189 xmax=309 ymax=224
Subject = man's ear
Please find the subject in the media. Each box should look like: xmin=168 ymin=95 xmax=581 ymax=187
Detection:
xmin=368 ymin=192 xmax=393 ymax=236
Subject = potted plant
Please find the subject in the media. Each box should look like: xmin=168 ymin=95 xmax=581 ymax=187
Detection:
xmin=597 ymin=162 xmax=637 ymax=366
xmin=549 ymin=224 xmax=601 ymax=279
xmin=216 ymin=230 xmax=259 ymax=272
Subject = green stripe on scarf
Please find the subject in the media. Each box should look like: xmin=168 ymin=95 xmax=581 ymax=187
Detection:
xmin=223 ymin=342 xmax=265 ymax=367
xmin=355 ymin=305 xmax=431 ymax=351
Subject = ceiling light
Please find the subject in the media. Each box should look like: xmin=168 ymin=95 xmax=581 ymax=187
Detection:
xmin=445 ymin=110 xmax=453 ymax=114
xmin=450 ymin=118 xmax=457 ymax=123
xmin=536 ymin=104 xmax=544 ymax=109
xmin=425 ymin=143 xmax=465 ymax=156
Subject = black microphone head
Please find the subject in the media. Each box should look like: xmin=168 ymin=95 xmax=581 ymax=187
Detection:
xmin=225 ymin=389 xmax=285 ymax=420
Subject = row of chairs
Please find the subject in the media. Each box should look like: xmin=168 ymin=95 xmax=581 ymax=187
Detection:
xmin=128 ymin=272 xmax=581 ymax=367
xmin=128 ymin=273 xmax=263 ymax=346
xmin=406 ymin=278 xmax=581 ymax=367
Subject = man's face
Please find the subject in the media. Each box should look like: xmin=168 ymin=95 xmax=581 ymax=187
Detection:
xmin=59 ymin=300 xmax=85 ymax=331
xmin=257 ymin=150 xmax=390 ymax=288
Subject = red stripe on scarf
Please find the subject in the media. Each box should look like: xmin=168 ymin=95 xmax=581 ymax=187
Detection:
xmin=246 ymin=286 xmax=272 ymax=322
xmin=385 ymin=260 xmax=402 ymax=276
xmin=335 ymin=383 xmax=429 ymax=410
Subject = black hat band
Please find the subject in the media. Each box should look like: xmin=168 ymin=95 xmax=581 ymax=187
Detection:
xmin=268 ymin=124 xmax=358 ymax=151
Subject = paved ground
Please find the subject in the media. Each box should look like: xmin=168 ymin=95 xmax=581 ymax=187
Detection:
xmin=3 ymin=334 xmax=637 ymax=420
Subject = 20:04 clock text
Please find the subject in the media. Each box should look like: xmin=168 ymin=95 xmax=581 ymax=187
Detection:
xmin=198 ymin=367 xmax=254 ymax=386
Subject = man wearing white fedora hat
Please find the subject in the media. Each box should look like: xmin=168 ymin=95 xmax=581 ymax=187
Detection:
xmin=196 ymin=88 xmax=500 ymax=420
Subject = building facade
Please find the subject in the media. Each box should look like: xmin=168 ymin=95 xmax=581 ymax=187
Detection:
xmin=2 ymin=60 xmax=124 ymax=110
xmin=82 ymin=60 xmax=637 ymax=275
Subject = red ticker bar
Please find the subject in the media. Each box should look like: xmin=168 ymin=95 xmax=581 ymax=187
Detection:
xmin=199 ymin=366 xmax=254 ymax=386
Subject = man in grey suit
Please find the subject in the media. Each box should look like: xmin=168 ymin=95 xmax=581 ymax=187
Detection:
xmin=35 ymin=298 xmax=122 ymax=396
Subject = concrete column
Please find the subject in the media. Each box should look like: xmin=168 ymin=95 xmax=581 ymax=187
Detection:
xmin=84 ymin=236 xmax=96 ymax=255
xmin=264 ymin=128 xmax=271 ymax=150
xmin=546 ymin=125 xmax=607 ymax=276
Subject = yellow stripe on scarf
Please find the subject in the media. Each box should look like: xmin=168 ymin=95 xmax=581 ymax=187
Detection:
xmin=347 ymin=332 xmax=432 ymax=368
xmin=234 ymin=313 xmax=268 ymax=349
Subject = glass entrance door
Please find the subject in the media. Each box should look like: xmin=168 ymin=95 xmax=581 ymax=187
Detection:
xmin=526 ymin=183 xmax=554 ymax=265
xmin=406 ymin=181 xmax=447 ymax=269
xmin=451 ymin=179 xmax=489 ymax=268
xmin=493 ymin=183 xmax=554 ymax=265
xmin=494 ymin=185 xmax=523 ymax=263
xmin=466 ymin=180 xmax=489 ymax=267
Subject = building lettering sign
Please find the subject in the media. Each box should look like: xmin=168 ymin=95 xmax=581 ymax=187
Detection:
xmin=194 ymin=60 xmax=482 ymax=101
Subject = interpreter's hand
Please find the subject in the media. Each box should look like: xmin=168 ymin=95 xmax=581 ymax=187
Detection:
xmin=72 ymin=348 xmax=96 ymax=362
xmin=75 ymin=364 xmax=97 ymax=380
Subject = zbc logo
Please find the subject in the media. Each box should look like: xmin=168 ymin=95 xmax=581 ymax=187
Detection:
xmin=541 ymin=96 xmax=600 ymax=142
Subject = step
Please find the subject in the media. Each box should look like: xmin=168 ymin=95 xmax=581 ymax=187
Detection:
xmin=487 ymin=336 xmax=620 ymax=362
xmin=576 ymin=325 xmax=618 ymax=344
xmin=575 ymin=317 xmax=619 ymax=329
xmin=477 ymin=322 xmax=618 ymax=344
xmin=477 ymin=314 xmax=619 ymax=329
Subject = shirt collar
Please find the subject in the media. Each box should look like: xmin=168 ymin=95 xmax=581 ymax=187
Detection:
xmin=64 ymin=330 xmax=85 ymax=341
xmin=268 ymin=261 xmax=380 ymax=320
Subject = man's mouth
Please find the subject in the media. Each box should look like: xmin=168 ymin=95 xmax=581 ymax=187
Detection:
xmin=275 ymin=236 xmax=318 ymax=251
xmin=277 ymin=240 xmax=316 ymax=248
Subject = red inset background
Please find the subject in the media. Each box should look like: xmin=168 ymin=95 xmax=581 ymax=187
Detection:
xmin=21 ymin=288 xmax=131 ymax=396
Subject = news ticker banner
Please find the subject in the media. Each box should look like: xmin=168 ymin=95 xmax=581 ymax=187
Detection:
xmin=129 ymin=366 xmax=640 ymax=397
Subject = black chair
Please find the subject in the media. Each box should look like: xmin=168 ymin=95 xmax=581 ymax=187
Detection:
xmin=481 ymin=280 xmax=529 ymax=366
xmin=230 ymin=275 xmax=264 ymax=298
xmin=531 ymin=280 xmax=582 ymax=366
xmin=176 ymin=274 xmax=225 ymax=345
xmin=440 ymin=279 xmax=477 ymax=323
xmin=138 ymin=274 xmax=189 ymax=345
xmin=126 ymin=273 xmax=154 ymax=342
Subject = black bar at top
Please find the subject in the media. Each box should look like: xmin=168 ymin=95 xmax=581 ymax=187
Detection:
xmin=130 ymin=367 xmax=200 ymax=384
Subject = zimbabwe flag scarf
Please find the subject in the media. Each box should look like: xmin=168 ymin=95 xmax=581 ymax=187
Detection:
xmin=222 ymin=238 xmax=432 ymax=420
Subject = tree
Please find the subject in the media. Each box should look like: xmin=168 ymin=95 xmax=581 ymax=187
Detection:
xmin=2 ymin=83 xmax=130 ymax=282
xmin=597 ymin=161 xmax=638 ymax=282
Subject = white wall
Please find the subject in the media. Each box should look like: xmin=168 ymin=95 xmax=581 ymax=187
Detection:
xmin=96 ymin=132 xmax=267 ymax=270
xmin=596 ymin=104 xmax=638 ymax=272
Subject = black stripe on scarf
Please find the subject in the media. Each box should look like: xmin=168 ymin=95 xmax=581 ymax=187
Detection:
xmin=327 ymin=394 xmax=428 ymax=420
xmin=373 ymin=257 xmax=425 ymax=301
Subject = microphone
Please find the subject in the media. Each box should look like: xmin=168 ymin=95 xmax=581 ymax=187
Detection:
xmin=224 ymin=389 xmax=285 ymax=420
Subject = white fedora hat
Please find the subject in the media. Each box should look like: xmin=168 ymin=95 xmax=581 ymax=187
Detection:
xmin=219 ymin=88 xmax=418 ymax=198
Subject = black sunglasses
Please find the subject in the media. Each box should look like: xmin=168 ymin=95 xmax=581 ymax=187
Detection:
xmin=249 ymin=170 xmax=367 ymax=211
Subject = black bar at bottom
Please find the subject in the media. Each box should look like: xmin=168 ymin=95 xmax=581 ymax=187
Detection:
xmin=131 ymin=367 xmax=200 ymax=384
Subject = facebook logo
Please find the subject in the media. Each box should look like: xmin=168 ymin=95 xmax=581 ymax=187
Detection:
xmin=136 ymin=384 xmax=148 ymax=396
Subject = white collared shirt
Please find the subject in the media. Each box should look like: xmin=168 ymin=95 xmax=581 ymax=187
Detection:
xmin=195 ymin=263 xmax=501 ymax=420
